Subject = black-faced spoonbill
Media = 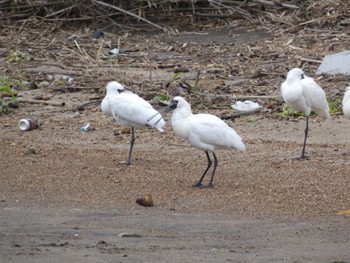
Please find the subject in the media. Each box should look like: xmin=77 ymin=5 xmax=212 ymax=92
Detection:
xmin=281 ymin=68 xmax=330 ymax=159
xmin=342 ymin=85 xmax=350 ymax=117
xmin=159 ymin=96 xmax=246 ymax=188
xmin=101 ymin=81 xmax=165 ymax=165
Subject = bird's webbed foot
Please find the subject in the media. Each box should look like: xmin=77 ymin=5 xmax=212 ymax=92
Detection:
xmin=193 ymin=182 xmax=214 ymax=189
xmin=291 ymin=155 xmax=309 ymax=161
xmin=193 ymin=182 xmax=205 ymax=188
xmin=206 ymin=183 xmax=214 ymax=188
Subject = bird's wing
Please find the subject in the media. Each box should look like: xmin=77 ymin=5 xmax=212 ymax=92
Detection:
xmin=301 ymin=77 xmax=330 ymax=118
xmin=280 ymin=79 xmax=310 ymax=114
xmin=280 ymin=80 xmax=289 ymax=100
xmin=342 ymin=86 xmax=350 ymax=106
xmin=109 ymin=94 xmax=165 ymax=131
xmin=186 ymin=114 xmax=245 ymax=151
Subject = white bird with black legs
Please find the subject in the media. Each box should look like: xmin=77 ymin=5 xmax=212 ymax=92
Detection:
xmin=342 ymin=85 xmax=350 ymax=117
xmin=101 ymin=81 xmax=165 ymax=165
xmin=281 ymin=68 xmax=330 ymax=159
xmin=156 ymin=96 xmax=246 ymax=188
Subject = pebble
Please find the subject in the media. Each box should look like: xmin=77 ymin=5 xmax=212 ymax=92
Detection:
xmin=206 ymin=68 xmax=224 ymax=74
xmin=24 ymin=147 xmax=36 ymax=155
xmin=121 ymin=127 xmax=131 ymax=134
xmin=118 ymin=233 xmax=142 ymax=238
xmin=136 ymin=193 xmax=154 ymax=207
xmin=71 ymin=112 xmax=80 ymax=118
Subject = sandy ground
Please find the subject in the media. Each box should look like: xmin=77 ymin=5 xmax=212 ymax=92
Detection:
xmin=1 ymin=18 xmax=350 ymax=262
xmin=1 ymin=202 xmax=349 ymax=263
xmin=1 ymin=89 xmax=350 ymax=262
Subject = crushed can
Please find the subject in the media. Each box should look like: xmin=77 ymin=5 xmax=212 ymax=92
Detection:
xmin=18 ymin=118 xmax=41 ymax=131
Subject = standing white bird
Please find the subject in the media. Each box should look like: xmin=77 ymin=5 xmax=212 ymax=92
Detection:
xmin=158 ymin=96 xmax=246 ymax=188
xmin=101 ymin=81 xmax=165 ymax=165
xmin=281 ymin=68 xmax=330 ymax=159
xmin=342 ymin=85 xmax=350 ymax=117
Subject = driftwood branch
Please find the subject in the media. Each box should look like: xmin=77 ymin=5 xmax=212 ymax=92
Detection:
xmin=17 ymin=98 xmax=65 ymax=107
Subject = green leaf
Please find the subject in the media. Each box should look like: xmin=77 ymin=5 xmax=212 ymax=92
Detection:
xmin=0 ymin=85 xmax=15 ymax=97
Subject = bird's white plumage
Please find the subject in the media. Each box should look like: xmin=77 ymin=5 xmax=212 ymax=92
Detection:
xmin=281 ymin=68 xmax=330 ymax=119
xmin=101 ymin=81 xmax=165 ymax=131
xmin=170 ymin=96 xmax=246 ymax=152
xmin=280 ymin=68 xmax=330 ymax=159
xmin=101 ymin=81 xmax=165 ymax=165
xmin=342 ymin=85 xmax=350 ymax=117
xmin=108 ymin=93 xmax=165 ymax=131
xmin=101 ymin=81 xmax=124 ymax=116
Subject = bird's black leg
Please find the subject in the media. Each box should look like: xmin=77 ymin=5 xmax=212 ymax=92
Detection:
xmin=127 ymin=127 xmax=135 ymax=165
xmin=207 ymin=152 xmax=218 ymax=188
xmin=193 ymin=151 xmax=212 ymax=188
xmin=300 ymin=116 xmax=309 ymax=160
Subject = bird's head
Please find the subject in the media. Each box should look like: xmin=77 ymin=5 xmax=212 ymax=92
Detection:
xmin=160 ymin=96 xmax=190 ymax=115
xmin=105 ymin=81 xmax=125 ymax=95
xmin=287 ymin=68 xmax=305 ymax=81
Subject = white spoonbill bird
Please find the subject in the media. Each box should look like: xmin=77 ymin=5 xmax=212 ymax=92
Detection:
xmin=342 ymin=85 xmax=350 ymax=117
xmin=101 ymin=81 xmax=165 ymax=165
xmin=158 ymin=96 xmax=246 ymax=188
xmin=281 ymin=68 xmax=330 ymax=159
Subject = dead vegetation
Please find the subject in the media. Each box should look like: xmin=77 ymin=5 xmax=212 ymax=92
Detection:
xmin=0 ymin=0 xmax=349 ymax=115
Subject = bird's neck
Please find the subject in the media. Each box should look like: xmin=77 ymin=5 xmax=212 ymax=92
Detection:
xmin=101 ymin=97 xmax=111 ymax=115
xmin=171 ymin=108 xmax=192 ymax=126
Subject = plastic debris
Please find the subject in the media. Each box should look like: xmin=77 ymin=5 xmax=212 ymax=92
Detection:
xmin=80 ymin=122 xmax=91 ymax=132
xmin=109 ymin=48 xmax=119 ymax=54
xmin=232 ymin=100 xmax=262 ymax=113
xmin=47 ymin=74 xmax=74 ymax=83
xmin=92 ymin=31 xmax=104 ymax=39
xmin=316 ymin=50 xmax=350 ymax=75
xmin=109 ymin=48 xmax=126 ymax=55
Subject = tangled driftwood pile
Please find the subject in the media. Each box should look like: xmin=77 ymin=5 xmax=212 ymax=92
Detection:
xmin=1 ymin=0 xmax=349 ymax=30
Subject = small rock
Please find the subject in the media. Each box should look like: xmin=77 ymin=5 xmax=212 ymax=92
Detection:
xmin=113 ymin=128 xmax=120 ymax=136
xmin=92 ymin=31 xmax=104 ymax=39
xmin=118 ymin=233 xmax=142 ymax=238
xmin=121 ymin=127 xmax=131 ymax=134
xmin=33 ymin=95 xmax=43 ymax=100
xmin=136 ymin=193 xmax=154 ymax=207
xmin=8 ymin=101 xmax=19 ymax=108
xmin=206 ymin=68 xmax=224 ymax=74
xmin=38 ymin=81 xmax=50 ymax=88
xmin=174 ymin=67 xmax=190 ymax=73
xmin=71 ymin=112 xmax=80 ymax=118
xmin=24 ymin=147 xmax=36 ymax=155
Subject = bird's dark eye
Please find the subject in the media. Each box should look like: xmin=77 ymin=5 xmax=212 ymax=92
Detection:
xmin=301 ymin=73 xmax=305 ymax=79
xmin=118 ymin=89 xmax=124 ymax=93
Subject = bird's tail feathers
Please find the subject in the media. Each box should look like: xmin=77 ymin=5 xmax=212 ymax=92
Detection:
xmin=320 ymin=109 xmax=331 ymax=120
xmin=235 ymin=140 xmax=246 ymax=152
xmin=230 ymin=132 xmax=246 ymax=152
xmin=147 ymin=115 xmax=165 ymax=132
